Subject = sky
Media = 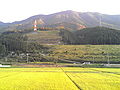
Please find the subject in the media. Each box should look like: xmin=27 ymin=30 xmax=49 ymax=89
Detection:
xmin=0 ymin=0 xmax=120 ymax=23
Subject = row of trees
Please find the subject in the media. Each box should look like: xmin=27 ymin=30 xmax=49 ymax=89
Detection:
xmin=0 ymin=33 xmax=28 ymax=53
xmin=60 ymin=29 xmax=78 ymax=44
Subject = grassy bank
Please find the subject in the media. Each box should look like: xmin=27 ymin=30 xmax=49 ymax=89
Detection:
xmin=48 ymin=45 xmax=120 ymax=63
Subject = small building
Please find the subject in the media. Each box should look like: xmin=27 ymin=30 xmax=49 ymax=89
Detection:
xmin=73 ymin=62 xmax=80 ymax=64
xmin=83 ymin=62 xmax=91 ymax=64
xmin=0 ymin=64 xmax=11 ymax=67
xmin=104 ymin=64 xmax=120 ymax=67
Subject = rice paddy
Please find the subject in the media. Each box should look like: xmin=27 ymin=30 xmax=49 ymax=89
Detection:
xmin=0 ymin=67 xmax=120 ymax=90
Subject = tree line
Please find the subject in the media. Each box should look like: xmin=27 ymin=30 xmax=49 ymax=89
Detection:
xmin=0 ymin=31 xmax=48 ymax=63
xmin=60 ymin=27 xmax=120 ymax=45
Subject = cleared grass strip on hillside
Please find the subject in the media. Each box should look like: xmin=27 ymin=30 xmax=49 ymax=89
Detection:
xmin=49 ymin=45 xmax=120 ymax=62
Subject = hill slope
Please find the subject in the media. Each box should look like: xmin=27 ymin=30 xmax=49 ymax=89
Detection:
xmin=60 ymin=27 xmax=120 ymax=45
xmin=26 ymin=30 xmax=62 ymax=45
xmin=76 ymin=27 xmax=120 ymax=44
xmin=1 ymin=10 xmax=120 ymax=32
xmin=48 ymin=45 xmax=120 ymax=63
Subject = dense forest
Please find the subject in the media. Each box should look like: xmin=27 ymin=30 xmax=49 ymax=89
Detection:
xmin=60 ymin=27 xmax=120 ymax=45
xmin=0 ymin=31 xmax=49 ymax=63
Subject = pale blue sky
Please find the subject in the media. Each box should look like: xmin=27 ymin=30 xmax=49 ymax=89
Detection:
xmin=0 ymin=0 xmax=120 ymax=22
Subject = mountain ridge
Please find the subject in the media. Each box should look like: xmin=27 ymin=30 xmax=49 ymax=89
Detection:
xmin=1 ymin=10 xmax=120 ymax=32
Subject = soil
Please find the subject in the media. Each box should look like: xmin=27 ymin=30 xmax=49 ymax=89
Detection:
xmin=12 ymin=63 xmax=63 ymax=67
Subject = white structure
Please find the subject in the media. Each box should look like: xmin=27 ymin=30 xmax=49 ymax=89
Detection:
xmin=34 ymin=20 xmax=37 ymax=31
xmin=83 ymin=62 xmax=91 ymax=64
xmin=0 ymin=64 xmax=11 ymax=67
xmin=104 ymin=64 xmax=120 ymax=67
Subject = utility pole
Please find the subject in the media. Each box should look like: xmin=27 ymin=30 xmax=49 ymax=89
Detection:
xmin=26 ymin=35 xmax=29 ymax=63
xmin=107 ymin=45 xmax=110 ymax=65
xmin=107 ymin=34 xmax=111 ymax=66
xmin=107 ymin=52 xmax=110 ymax=65
xmin=93 ymin=56 xmax=95 ymax=64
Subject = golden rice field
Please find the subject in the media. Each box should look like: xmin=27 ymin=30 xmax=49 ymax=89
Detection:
xmin=0 ymin=67 xmax=120 ymax=90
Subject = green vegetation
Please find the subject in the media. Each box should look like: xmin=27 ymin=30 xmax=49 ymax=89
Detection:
xmin=60 ymin=27 xmax=120 ymax=45
xmin=27 ymin=30 xmax=62 ymax=45
xmin=0 ymin=43 xmax=6 ymax=56
xmin=75 ymin=27 xmax=120 ymax=44
xmin=48 ymin=45 xmax=120 ymax=63
xmin=1 ymin=27 xmax=120 ymax=64
xmin=0 ymin=31 xmax=48 ymax=63
xmin=0 ymin=67 xmax=120 ymax=90
xmin=1 ymin=11 xmax=120 ymax=90
xmin=60 ymin=29 xmax=78 ymax=44
xmin=0 ymin=32 xmax=28 ymax=53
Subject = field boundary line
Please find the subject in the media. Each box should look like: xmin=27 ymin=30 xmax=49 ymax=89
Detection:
xmin=89 ymin=68 xmax=120 ymax=77
xmin=60 ymin=67 xmax=82 ymax=90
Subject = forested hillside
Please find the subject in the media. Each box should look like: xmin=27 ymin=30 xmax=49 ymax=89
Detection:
xmin=1 ymin=28 xmax=120 ymax=64
xmin=0 ymin=31 xmax=48 ymax=63
xmin=60 ymin=27 xmax=120 ymax=45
